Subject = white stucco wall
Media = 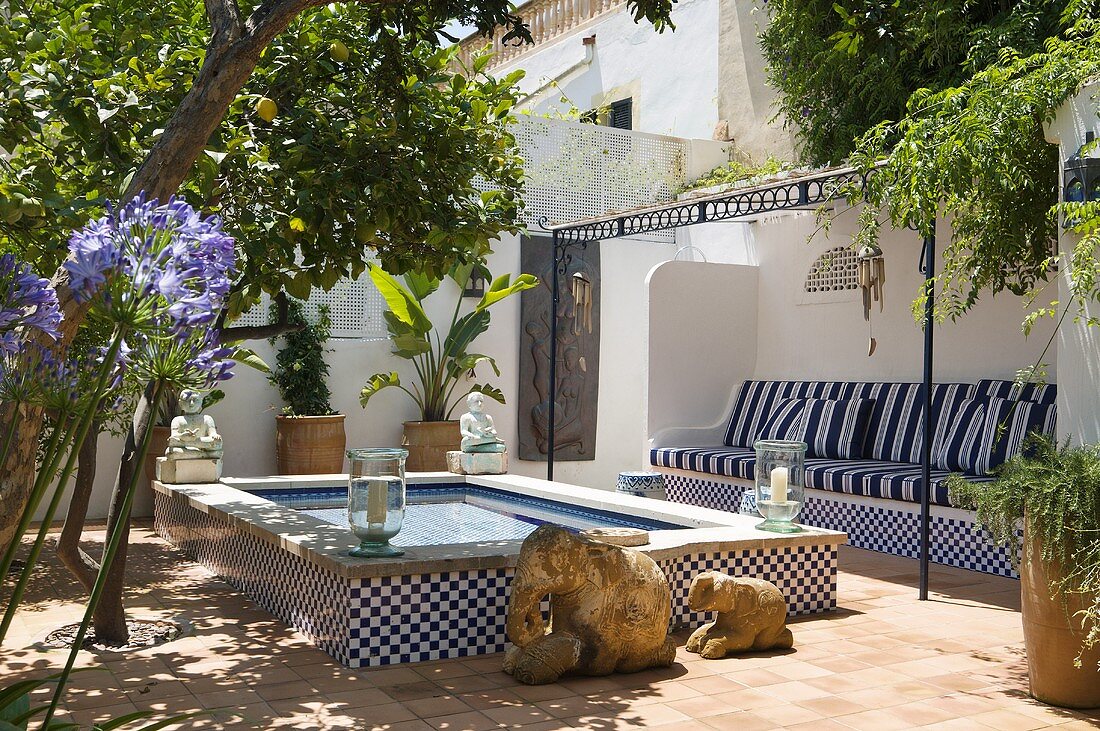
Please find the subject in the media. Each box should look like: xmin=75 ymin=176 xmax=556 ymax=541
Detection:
xmin=1045 ymin=79 xmax=1100 ymax=445
xmin=495 ymin=0 xmax=720 ymax=140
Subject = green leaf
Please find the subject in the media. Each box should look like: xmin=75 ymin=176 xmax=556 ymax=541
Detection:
xmin=470 ymin=383 xmax=505 ymax=405
xmin=284 ymin=273 xmax=312 ymax=300
xmin=230 ymin=346 xmax=270 ymax=374
xmin=443 ymin=309 xmax=490 ymax=361
xmin=402 ymin=270 xmax=440 ymax=301
xmin=369 ymin=265 xmax=432 ymax=334
xmin=360 ymin=371 xmax=400 ymax=408
xmin=392 ymin=333 xmax=431 ymax=357
xmin=474 ymin=273 xmax=539 ymax=312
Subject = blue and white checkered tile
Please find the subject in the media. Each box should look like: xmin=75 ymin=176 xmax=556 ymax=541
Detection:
xmin=657 ymin=545 xmax=837 ymax=629
xmin=347 ymin=570 xmax=517 ymax=667
xmin=663 ymin=473 xmax=749 ymax=513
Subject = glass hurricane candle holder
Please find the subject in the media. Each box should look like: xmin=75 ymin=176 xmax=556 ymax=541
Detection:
xmin=347 ymin=448 xmax=408 ymax=557
xmin=753 ymin=440 xmax=806 ymax=533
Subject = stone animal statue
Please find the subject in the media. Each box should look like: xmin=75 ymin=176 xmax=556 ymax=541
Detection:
xmin=503 ymin=524 xmax=676 ymax=684
xmin=685 ymin=571 xmax=794 ymax=659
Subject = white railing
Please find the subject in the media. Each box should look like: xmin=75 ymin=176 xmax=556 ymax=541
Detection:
xmin=456 ymin=0 xmax=626 ymax=72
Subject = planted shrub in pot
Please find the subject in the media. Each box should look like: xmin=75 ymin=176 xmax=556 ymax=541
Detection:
xmin=949 ymin=436 xmax=1100 ymax=709
xmin=360 ymin=263 xmax=537 ymax=471
xmin=270 ymin=301 xmax=346 ymax=474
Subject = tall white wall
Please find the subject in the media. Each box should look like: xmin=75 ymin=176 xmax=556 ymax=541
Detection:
xmin=1046 ymin=80 xmax=1100 ymax=445
xmin=497 ymin=0 xmax=720 ymax=140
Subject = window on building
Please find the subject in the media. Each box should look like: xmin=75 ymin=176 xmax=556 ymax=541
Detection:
xmin=580 ymin=97 xmax=633 ymax=130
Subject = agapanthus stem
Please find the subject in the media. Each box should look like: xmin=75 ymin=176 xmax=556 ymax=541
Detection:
xmin=0 ymin=334 xmax=124 ymax=645
xmin=42 ymin=379 xmax=165 ymax=729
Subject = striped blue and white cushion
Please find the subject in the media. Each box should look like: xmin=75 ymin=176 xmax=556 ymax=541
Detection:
xmin=975 ymin=397 xmax=1058 ymax=474
xmin=976 ymin=379 xmax=1057 ymax=406
xmin=935 ymin=398 xmax=987 ymax=474
xmin=845 ymin=382 xmax=924 ymax=463
xmin=755 ymin=398 xmax=808 ymax=441
xmin=723 ymin=381 xmax=788 ymax=447
xmin=800 ymin=398 xmax=875 ymax=459
xmin=650 ymin=447 xmax=756 ymax=479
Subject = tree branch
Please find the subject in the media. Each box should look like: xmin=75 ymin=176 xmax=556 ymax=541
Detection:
xmin=205 ymin=0 xmax=244 ymax=53
xmin=217 ymin=291 xmax=304 ymax=342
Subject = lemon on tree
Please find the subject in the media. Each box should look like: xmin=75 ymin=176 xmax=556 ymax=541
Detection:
xmin=329 ymin=41 xmax=349 ymax=63
xmin=256 ymin=96 xmax=278 ymax=122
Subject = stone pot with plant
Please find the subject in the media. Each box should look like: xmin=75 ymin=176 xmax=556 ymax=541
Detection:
xmin=949 ymin=436 xmax=1100 ymax=709
xmin=360 ymin=262 xmax=537 ymax=471
xmin=270 ymin=301 xmax=345 ymax=475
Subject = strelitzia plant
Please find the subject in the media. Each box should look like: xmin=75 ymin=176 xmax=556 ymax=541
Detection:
xmin=360 ymin=263 xmax=537 ymax=421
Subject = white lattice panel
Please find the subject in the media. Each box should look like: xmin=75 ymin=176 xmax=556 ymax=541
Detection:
xmin=802 ymin=246 xmax=860 ymax=302
xmin=510 ymin=117 xmax=687 ymax=242
xmin=232 ymin=264 xmax=387 ymax=340
xmin=237 ymin=118 xmax=690 ymax=332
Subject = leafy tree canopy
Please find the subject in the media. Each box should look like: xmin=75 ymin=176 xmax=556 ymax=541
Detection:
xmin=759 ymin=0 xmax=1100 ymax=324
xmin=0 ymin=1 xmax=528 ymax=320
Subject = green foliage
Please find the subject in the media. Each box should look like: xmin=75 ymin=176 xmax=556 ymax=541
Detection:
xmin=948 ymin=436 xmax=1100 ymax=668
xmin=758 ymin=0 xmax=1076 ymax=166
xmin=269 ymin=301 xmax=335 ymax=416
xmin=0 ymin=2 xmax=528 ymax=315
xmin=360 ymin=264 xmax=537 ymax=421
xmin=846 ymin=14 xmax=1100 ymax=323
xmin=682 ymin=156 xmax=788 ymax=192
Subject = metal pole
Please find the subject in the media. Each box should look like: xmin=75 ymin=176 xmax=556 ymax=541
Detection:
xmin=919 ymin=232 xmax=936 ymax=601
xmin=547 ymin=230 xmax=560 ymax=481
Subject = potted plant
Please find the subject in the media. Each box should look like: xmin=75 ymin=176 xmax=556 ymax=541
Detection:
xmin=360 ymin=263 xmax=537 ymax=471
xmin=270 ymin=300 xmax=346 ymax=474
xmin=949 ymin=436 xmax=1100 ymax=709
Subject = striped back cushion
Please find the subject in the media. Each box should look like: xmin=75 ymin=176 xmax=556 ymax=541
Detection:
xmin=723 ymin=381 xmax=847 ymax=447
xmin=800 ymin=398 xmax=876 ymax=459
xmin=755 ymin=398 xmax=808 ymax=441
xmin=976 ymin=397 xmax=1058 ymax=474
xmin=976 ymin=379 xmax=1057 ymax=405
xmin=935 ymin=398 xmax=987 ymax=474
xmin=844 ymin=382 xmax=924 ymax=462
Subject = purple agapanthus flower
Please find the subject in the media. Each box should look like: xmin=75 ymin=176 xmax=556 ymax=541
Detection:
xmin=0 ymin=342 xmax=61 ymax=406
xmin=65 ymin=194 xmax=236 ymax=333
xmin=0 ymin=253 xmax=63 ymax=352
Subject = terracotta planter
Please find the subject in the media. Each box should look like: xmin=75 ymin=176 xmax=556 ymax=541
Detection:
xmin=402 ymin=420 xmax=460 ymax=472
xmin=275 ymin=414 xmax=347 ymax=475
xmin=1021 ymin=529 xmax=1100 ymax=709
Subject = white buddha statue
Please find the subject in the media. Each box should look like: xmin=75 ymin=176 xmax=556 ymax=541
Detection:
xmin=460 ymin=391 xmax=506 ymax=454
xmin=165 ymin=389 xmax=223 ymax=461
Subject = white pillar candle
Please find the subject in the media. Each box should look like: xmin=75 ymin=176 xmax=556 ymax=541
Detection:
xmin=367 ymin=478 xmax=389 ymax=524
xmin=770 ymin=466 xmax=789 ymax=504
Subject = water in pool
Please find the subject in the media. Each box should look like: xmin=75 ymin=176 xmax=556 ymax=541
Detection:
xmin=255 ymin=485 xmax=679 ymax=548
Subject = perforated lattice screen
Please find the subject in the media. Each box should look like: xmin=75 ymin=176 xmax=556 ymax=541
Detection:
xmin=509 ymin=117 xmax=688 ymax=242
xmin=231 ymin=261 xmax=387 ymax=340
xmin=235 ymin=118 xmax=690 ymax=336
xmin=804 ymin=246 xmax=860 ymax=295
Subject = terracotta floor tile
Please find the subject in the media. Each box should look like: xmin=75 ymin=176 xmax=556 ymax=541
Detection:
xmin=425 ymin=710 xmax=501 ymax=730
xmin=700 ymin=711 xmax=779 ymax=731
xmin=482 ymin=703 xmax=556 ymax=726
xmin=402 ymin=694 xmax=474 ymax=719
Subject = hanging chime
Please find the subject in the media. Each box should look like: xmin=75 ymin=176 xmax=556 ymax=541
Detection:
xmin=857 ymin=244 xmax=885 ymax=356
xmin=571 ymin=271 xmax=593 ymax=335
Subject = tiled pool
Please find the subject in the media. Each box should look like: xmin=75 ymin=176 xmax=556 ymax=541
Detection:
xmin=153 ymin=473 xmax=845 ymax=668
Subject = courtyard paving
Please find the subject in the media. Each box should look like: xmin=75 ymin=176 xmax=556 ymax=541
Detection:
xmin=2 ymin=522 xmax=1099 ymax=730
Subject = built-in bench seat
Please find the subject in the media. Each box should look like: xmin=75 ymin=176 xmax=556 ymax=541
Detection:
xmin=649 ymin=378 xmax=1056 ymax=577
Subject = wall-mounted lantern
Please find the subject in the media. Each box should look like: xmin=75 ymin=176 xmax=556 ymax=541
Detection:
xmin=1064 ymin=130 xmax=1100 ymax=205
xmin=463 ymin=271 xmax=486 ymax=298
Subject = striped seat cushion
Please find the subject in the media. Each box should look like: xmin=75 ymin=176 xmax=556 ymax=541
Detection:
xmin=805 ymin=458 xmax=993 ymax=506
xmin=650 ymin=446 xmax=757 ymax=479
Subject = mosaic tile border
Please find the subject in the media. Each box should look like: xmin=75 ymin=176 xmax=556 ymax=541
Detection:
xmin=660 ymin=470 xmax=1018 ymax=578
xmin=155 ymin=487 xmax=839 ymax=667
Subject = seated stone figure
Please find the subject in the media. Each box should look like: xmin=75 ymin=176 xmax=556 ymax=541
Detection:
xmin=685 ymin=571 xmax=794 ymax=659
xmin=166 ymin=389 xmax=223 ymax=460
xmin=460 ymin=391 xmax=505 ymax=453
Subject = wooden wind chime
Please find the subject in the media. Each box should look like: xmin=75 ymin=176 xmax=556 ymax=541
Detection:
xmin=858 ymin=244 xmax=885 ymax=356
xmin=571 ymin=271 xmax=593 ymax=335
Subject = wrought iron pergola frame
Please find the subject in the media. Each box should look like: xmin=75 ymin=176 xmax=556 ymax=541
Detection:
xmin=537 ymin=164 xmax=940 ymax=601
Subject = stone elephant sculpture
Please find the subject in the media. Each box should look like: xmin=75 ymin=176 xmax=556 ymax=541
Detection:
xmin=685 ymin=571 xmax=794 ymax=659
xmin=503 ymin=524 xmax=677 ymax=684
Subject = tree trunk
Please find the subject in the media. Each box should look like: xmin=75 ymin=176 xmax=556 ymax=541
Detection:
xmin=55 ymin=422 xmax=103 ymax=595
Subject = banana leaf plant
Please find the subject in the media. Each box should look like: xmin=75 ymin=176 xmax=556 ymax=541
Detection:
xmin=360 ymin=263 xmax=537 ymax=421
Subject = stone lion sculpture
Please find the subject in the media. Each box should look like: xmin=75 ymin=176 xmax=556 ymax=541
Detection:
xmin=685 ymin=571 xmax=794 ymax=659
xmin=503 ymin=524 xmax=677 ymax=684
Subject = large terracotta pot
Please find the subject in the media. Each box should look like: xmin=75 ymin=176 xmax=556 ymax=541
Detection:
xmin=1021 ymin=529 xmax=1100 ymax=709
xmin=276 ymin=414 xmax=347 ymax=475
xmin=402 ymin=420 xmax=460 ymax=472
